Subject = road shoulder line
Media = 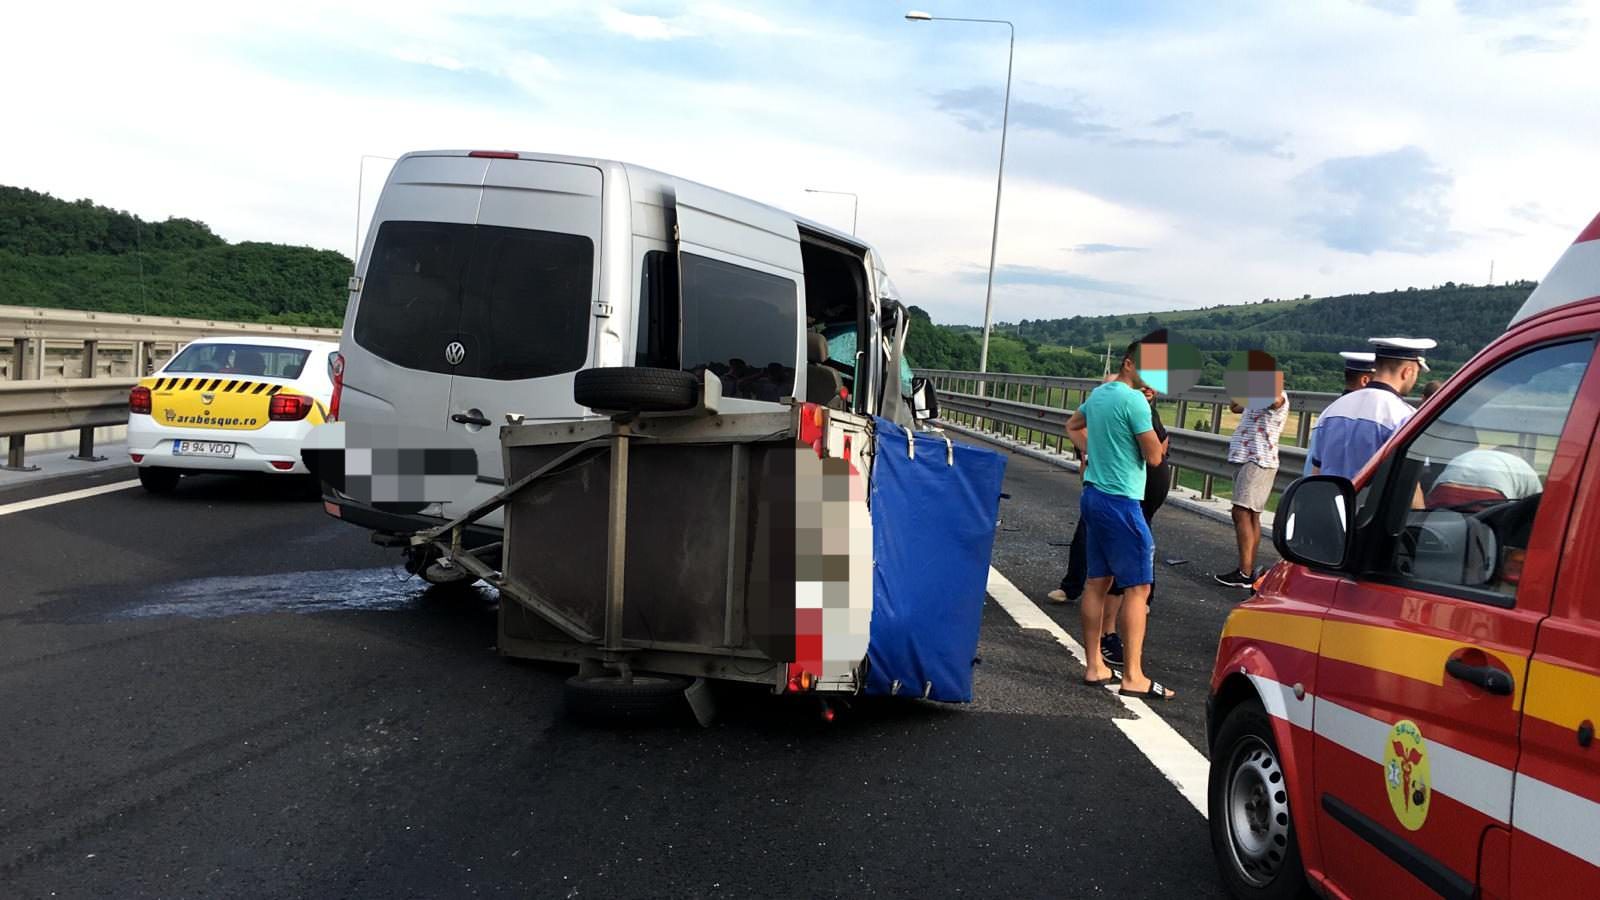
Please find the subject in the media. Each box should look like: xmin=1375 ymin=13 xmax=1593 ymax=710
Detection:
xmin=0 ymin=479 xmax=140 ymax=517
xmin=987 ymin=565 xmax=1210 ymax=818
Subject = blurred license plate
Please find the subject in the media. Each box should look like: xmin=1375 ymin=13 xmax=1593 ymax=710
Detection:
xmin=174 ymin=441 xmax=235 ymax=458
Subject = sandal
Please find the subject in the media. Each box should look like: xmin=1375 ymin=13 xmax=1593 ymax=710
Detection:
xmin=1119 ymin=680 xmax=1176 ymax=701
xmin=1082 ymin=676 xmax=1115 ymax=687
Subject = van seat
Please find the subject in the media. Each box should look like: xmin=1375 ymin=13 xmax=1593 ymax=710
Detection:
xmin=806 ymin=332 xmax=845 ymax=408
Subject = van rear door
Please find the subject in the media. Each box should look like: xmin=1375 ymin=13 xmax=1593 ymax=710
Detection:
xmin=442 ymin=158 xmax=602 ymax=518
xmin=341 ymin=154 xmax=603 ymax=522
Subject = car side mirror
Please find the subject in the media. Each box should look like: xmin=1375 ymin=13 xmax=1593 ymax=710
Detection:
xmin=1274 ymin=475 xmax=1356 ymax=570
xmin=910 ymin=376 xmax=939 ymax=421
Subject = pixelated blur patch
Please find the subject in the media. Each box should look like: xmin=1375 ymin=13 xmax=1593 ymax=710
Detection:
xmin=302 ymin=422 xmax=479 ymax=507
xmin=1131 ymin=330 xmax=1203 ymax=396
xmin=1225 ymin=349 xmax=1285 ymax=408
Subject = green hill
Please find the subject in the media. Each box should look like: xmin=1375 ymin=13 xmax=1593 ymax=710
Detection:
xmin=908 ymin=282 xmax=1536 ymax=392
xmin=1 ymin=184 xmax=1535 ymax=392
xmin=0 ymin=185 xmax=351 ymax=326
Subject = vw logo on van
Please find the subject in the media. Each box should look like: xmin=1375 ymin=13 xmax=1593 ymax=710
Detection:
xmin=444 ymin=341 xmax=467 ymax=366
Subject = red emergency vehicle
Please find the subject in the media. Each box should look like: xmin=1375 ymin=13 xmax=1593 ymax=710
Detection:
xmin=1207 ymin=211 xmax=1600 ymax=899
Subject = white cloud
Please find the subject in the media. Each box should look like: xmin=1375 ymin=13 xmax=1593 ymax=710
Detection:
xmin=2 ymin=0 xmax=1595 ymax=329
xmin=598 ymin=5 xmax=692 ymax=41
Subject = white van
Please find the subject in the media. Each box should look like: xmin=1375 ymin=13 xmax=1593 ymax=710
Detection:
xmin=325 ymin=149 xmax=915 ymax=578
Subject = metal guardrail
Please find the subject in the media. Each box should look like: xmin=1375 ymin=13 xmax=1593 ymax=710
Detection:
xmin=0 ymin=379 xmax=136 ymax=437
xmin=924 ymin=369 xmax=1324 ymax=501
xmin=1 ymin=306 xmax=340 ymax=472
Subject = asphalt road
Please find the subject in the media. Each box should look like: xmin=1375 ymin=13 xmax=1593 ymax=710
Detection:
xmin=0 ymin=442 xmax=1271 ymax=899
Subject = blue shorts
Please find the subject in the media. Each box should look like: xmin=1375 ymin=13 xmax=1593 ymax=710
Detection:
xmin=1081 ymin=484 xmax=1155 ymax=589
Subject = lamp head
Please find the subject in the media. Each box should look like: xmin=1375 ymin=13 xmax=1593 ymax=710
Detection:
xmin=905 ymin=10 xmax=933 ymax=21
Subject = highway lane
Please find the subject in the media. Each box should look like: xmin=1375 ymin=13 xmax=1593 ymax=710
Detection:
xmin=0 ymin=457 xmax=1245 ymax=899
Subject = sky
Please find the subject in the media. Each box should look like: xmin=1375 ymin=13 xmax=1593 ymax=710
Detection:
xmin=4 ymin=0 xmax=1597 ymax=326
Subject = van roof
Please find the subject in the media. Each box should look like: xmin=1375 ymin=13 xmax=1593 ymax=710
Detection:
xmin=1510 ymin=210 xmax=1600 ymax=327
xmin=397 ymin=149 xmax=888 ymax=266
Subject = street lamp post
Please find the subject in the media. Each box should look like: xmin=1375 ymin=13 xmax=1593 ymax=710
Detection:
xmin=906 ymin=10 xmax=1013 ymax=394
xmin=803 ymin=188 xmax=859 ymax=235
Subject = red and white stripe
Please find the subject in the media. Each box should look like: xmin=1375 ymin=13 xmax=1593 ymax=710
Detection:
xmin=1513 ymin=211 xmax=1600 ymax=326
xmin=1249 ymin=673 xmax=1600 ymax=872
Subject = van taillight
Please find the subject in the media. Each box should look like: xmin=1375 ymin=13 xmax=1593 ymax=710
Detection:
xmin=129 ymin=385 xmax=152 ymax=415
xmin=468 ymin=150 xmax=519 ymax=159
xmin=327 ymin=351 xmax=344 ymax=422
xmin=269 ymin=394 xmax=313 ymax=421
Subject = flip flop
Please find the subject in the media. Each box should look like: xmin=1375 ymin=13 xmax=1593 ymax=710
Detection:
xmin=1119 ymin=680 xmax=1176 ymax=701
xmin=1082 ymin=676 xmax=1115 ymax=687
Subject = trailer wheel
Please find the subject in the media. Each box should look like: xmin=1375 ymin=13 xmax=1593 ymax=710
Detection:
xmin=574 ymin=367 xmax=699 ymax=413
xmin=563 ymin=672 xmax=691 ymax=725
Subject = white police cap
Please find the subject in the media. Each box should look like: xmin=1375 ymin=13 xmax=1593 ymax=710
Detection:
xmin=1339 ymin=351 xmax=1376 ymax=373
xmin=1369 ymin=337 xmax=1437 ymax=372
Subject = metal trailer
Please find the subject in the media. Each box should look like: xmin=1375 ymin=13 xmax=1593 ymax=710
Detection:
xmin=407 ymin=373 xmax=878 ymax=724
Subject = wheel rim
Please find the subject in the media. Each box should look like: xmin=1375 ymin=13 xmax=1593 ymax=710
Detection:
xmin=1224 ymin=734 xmax=1292 ymax=887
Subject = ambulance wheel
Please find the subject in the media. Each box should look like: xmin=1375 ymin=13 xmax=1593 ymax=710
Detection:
xmin=574 ymin=367 xmax=698 ymax=413
xmin=563 ymin=672 xmax=690 ymax=725
xmin=1209 ymin=700 xmax=1309 ymax=899
xmin=138 ymin=468 xmax=180 ymax=494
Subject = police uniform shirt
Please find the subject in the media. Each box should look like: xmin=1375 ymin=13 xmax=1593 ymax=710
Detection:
xmin=1310 ymin=382 xmax=1416 ymax=480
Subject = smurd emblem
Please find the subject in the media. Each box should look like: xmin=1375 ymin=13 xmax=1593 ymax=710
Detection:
xmin=1384 ymin=719 xmax=1431 ymax=831
xmin=444 ymin=341 xmax=466 ymax=366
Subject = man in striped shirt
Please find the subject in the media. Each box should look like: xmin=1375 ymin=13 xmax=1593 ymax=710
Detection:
xmin=1216 ymin=374 xmax=1289 ymax=589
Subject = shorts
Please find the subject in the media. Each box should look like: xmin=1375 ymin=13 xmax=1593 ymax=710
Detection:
xmin=1233 ymin=462 xmax=1277 ymax=513
xmin=1081 ymin=484 xmax=1155 ymax=589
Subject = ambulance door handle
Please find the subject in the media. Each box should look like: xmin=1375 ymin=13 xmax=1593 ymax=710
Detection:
xmin=1445 ymin=658 xmax=1513 ymax=696
xmin=452 ymin=412 xmax=492 ymax=427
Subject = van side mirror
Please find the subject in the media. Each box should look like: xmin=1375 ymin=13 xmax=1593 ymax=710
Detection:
xmin=911 ymin=377 xmax=939 ymax=421
xmin=1274 ymin=475 xmax=1356 ymax=570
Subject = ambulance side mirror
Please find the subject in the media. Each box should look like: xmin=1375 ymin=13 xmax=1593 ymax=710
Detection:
xmin=1275 ymin=475 xmax=1356 ymax=570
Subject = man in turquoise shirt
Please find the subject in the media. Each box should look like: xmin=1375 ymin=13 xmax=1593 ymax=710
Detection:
xmin=1067 ymin=336 xmax=1172 ymax=700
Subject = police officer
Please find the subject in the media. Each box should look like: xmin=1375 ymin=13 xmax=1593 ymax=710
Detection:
xmin=1310 ymin=338 xmax=1435 ymax=480
xmin=1301 ymin=351 xmax=1376 ymax=477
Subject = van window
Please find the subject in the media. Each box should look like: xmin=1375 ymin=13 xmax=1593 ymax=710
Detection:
xmin=1371 ymin=338 xmax=1593 ymax=603
xmin=635 ymin=250 xmax=679 ymax=370
xmin=354 ymin=221 xmax=594 ymax=380
xmin=462 ymin=226 xmax=593 ymax=380
xmin=679 ymin=253 xmax=796 ymax=402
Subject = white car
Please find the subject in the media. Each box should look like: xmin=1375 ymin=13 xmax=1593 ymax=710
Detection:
xmin=127 ymin=337 xmax=340 ymax=493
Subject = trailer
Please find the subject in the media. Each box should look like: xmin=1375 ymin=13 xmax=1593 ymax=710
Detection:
xmin=403 ymin=359 xmax=1006 ymax=725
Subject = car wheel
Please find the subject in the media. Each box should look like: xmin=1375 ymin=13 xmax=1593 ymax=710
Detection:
xmin=1208 ymin=700 xmax=1310 ymax=899
xmin=138 ymin=468 xmax=181 ymax=494
xmin=574 ymin=367 xmax=699 ymax=413
xmin=563 ymin=672 xmax=690 ymax=726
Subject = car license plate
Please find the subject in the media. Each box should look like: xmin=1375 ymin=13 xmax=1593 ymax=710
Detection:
xmin=174 ymin=440 xmax=236 ymax=458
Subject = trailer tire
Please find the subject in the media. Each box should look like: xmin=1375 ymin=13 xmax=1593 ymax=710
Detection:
xmin=574 ymin=367 xmax=698 ymax=413
xmin=563 ymin=672 xmax=690 ymax=726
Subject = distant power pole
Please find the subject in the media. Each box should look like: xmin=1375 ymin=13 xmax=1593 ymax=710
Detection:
xmin=1489 ymin=260 xmax=1495 ymax=286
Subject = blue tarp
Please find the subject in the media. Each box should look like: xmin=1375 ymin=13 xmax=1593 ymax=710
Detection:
xmin=864 ymin=418 xmax=1007 ymax=702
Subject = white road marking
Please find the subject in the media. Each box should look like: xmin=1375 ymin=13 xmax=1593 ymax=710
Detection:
xmin=986 ymin=566 xmax=1211 ymax=818
xmin=0 ymin=479 xmax=140 ymax=517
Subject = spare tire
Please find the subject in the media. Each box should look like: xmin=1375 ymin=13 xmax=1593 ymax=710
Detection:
xmin=563 ymin=672 xmax=690 ymax=726
xmin=574 ymin=367 xmax=698 ymax=413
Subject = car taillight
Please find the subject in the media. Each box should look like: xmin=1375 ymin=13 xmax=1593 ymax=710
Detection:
xmin=129 ymin=385 xmax=152 ymax=415
xmin=269 ymin=394 xmax=313 ymax=421
xmin=327 ymin=351 xmax=344 ymax=422
xmin=468 ymin=150 xmax=519 ymax=159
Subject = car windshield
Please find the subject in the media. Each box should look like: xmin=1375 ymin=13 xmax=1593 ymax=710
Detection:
xmin=164 ymin=343 xmax=312 ymax=378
